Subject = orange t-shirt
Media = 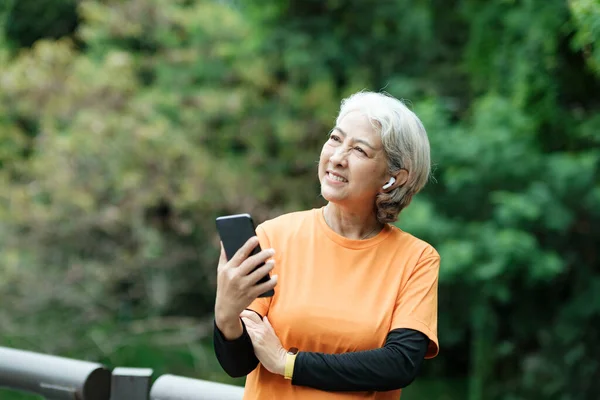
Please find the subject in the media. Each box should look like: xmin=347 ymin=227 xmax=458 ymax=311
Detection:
xmin=244 ymin=207 xmax=440 ymax=400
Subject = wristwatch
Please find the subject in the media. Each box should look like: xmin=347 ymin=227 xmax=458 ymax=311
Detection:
xmin=284 ymin=347 xmax=299 ymax=380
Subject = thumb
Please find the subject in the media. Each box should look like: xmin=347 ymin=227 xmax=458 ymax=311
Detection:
xmin=263 ymin=316 xmax=273 ymax=330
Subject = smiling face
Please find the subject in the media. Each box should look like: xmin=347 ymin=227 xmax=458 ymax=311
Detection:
xmin=318 ymin=111 xmax=391 ymax=208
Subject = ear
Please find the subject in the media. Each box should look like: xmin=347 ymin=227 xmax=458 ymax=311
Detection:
xmin=382 ymin=169 xmax=408 ymax=192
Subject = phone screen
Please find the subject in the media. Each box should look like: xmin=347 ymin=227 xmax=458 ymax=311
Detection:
xmin=215 ymin=214 xmax=274 ymax=298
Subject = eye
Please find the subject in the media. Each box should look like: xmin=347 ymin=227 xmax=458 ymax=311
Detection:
xmin=354 ymin=146 xmax=367 ymax=155
xmin=329 ymin=134 xmax=341 ymax=142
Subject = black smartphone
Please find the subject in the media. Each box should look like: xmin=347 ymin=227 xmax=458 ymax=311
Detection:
xmin=215 ymin=213 xmax=274 ymax=298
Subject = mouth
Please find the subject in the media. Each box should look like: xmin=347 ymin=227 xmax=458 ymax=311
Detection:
xmin=326 ymin=171 xmax=348 ymax=183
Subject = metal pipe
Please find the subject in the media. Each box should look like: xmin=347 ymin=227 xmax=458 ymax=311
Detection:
xmin=0 ymin=346 xmax=111 ymax=400
xmin=150 ymin=374 xmax=244 ymax=400
xmin=110 ymin=367 xmax=153 ymax=400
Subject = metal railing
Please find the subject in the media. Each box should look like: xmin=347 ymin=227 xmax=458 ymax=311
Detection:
xmin=0 ymin=346 xmax=244 ymax=400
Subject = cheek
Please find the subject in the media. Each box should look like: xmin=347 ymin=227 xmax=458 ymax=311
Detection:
xmin=317 ymin=147 xmax=327 ymax=177
xmin=319 ymin=146 xmax=331 ymax=165
xmin=359 ymin=164 xmax=387 ymax=185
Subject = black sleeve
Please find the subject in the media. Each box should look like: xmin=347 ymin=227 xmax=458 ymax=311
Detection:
xmin=213 ymin=318 xmax=258 ymax=378
xmin=292 ymin=328 xmax=429 ymax=392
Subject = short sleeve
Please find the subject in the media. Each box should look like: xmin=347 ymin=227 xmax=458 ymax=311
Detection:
xmin=245 ymin=223 xmax=273 ymax=317
xmin=390 ymin=248 xmax=440 ymax=359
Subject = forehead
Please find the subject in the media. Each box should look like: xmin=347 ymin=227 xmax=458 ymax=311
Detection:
xmin=336 ymin=111 xmax=382 ymax=146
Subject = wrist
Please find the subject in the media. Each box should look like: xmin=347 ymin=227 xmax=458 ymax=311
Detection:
xmin=215 ymin=312 xmax=243 ymax=340
xmin=215 ymin=303 xmax=238 ymax=326
xmin=277 ymin=348 xmax=288 ymax=376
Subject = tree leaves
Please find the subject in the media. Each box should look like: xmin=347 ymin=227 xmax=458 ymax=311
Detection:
xmin=0 ymin=0 xmax=599 ymax=398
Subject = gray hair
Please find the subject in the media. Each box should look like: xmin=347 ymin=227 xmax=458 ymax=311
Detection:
xmin=335 ymin=91 xmax=431 ymax=223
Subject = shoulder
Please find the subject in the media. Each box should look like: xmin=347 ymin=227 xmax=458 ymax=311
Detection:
xmin=256 ymin=208 xmax=317 ymax=238
xmin=388 ymin=225 xmax=440 ymax=262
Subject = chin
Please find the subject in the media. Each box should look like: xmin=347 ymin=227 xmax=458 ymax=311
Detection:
xmin=320 ymin=185 xmax=344 ymax=203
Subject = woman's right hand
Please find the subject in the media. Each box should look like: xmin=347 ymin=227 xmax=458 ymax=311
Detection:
xmin=214 ymin=236 xmax=277 ymax=339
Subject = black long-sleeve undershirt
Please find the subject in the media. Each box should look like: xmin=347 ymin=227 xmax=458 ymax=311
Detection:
xmin=213 ymin=318 xmax=429 ymax=392
xmin=214 ymin=318 xmax=259 ymax=378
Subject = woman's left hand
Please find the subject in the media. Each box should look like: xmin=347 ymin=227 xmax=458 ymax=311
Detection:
xmin=241 ymin=311 xmax=287 ymax=376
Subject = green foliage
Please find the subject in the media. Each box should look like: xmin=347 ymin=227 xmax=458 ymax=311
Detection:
xmin=0 ymin=0 xmax=599 ymax=399
xmin=569 ymin=0 xmax=600 ymax=76
xmin=4 ymin=0 xmax=79 ymax=48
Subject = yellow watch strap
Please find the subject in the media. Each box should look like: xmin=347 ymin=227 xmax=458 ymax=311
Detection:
xmin=284 ymin=352 xmax=298 ymax=380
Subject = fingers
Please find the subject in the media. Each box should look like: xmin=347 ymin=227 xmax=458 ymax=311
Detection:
xmin=229 ymin=236 xmax=260 ymax=267
xmin=263 ymin=316 xmax=273 ymax=330
xmin=241 ymin=316 xmax=263 ymax=341
xmin=240 ymin=310 xmax=262 ymax=323
xmin=245 ymin=260 xmax=274 ymax=285
xmin=241 ymin=317 xmax=257 ymax=334
xmin=249 ymin=274 xmax=278 ymax=299
xmin=238 ymin=248 xmax=275 ymax=276
xmin=242 ymin=317 xmax=261 ymax=333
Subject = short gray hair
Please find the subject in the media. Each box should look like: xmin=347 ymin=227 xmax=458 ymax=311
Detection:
xmin=335 ymin=91 xmax=431 ymax=223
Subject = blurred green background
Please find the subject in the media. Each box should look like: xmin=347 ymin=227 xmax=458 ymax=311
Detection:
xmin=0 ymin=0 xmax=598 ymax=399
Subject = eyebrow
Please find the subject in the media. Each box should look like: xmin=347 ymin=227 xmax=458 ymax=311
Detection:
xmin=333 ymin=126 xmax=376 ymax=150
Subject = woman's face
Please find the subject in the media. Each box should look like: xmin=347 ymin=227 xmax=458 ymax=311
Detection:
xmin=318 ymin=111 xmax=390 ymax=208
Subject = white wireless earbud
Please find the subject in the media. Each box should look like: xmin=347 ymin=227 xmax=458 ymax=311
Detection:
xmin=382 ymin=177 xmax=396 ymax=190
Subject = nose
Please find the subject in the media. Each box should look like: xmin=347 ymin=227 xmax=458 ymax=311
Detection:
xmin=329 ymin=145 xmax=348 ymax=167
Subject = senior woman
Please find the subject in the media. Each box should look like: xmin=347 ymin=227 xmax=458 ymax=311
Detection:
xmin=213 ymin=91 xmax=440 ymax=400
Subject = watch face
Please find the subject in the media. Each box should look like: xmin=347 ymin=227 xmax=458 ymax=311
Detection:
xmin=288 ymin=347 xmax=299 ymax=355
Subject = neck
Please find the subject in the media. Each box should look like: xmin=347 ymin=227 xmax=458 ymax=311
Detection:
xmin=323 ymin=203 xmax=383 ymax=240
